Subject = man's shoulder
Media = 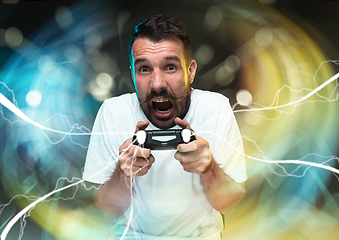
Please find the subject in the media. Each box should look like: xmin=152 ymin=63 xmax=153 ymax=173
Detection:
xmin=103 ymin=92 xmax=137 ymax=106
xmin=192 ymin=89 xmax=230 ymax=105
xmin=98 ymin=92 xmax=138 ymax=117
xmin=188 ymin=89 xmax=233 ymax=121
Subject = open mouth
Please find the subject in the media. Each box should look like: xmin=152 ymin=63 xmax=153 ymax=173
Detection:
xmin=152 ymin=98 xmax=173 ymax=116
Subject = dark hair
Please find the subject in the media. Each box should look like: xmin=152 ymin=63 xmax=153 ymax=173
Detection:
xmin=128 ymin=15 xmax=192 ymax=67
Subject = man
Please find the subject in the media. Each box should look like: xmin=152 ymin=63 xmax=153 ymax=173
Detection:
xmin=83 ymin=15 xmax=247 ymax=239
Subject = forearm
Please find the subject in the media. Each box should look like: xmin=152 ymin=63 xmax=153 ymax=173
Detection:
xmin=200 ymin=157 xmax=245 ymax=214
xmin=94 ymin=165 xmax=132 ymax=217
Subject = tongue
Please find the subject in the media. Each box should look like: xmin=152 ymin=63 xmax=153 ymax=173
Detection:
xmin=153 ymin=101 xmax=172 ymax=111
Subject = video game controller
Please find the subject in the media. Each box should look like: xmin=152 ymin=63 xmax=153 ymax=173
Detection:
xmin=132 ymin=129 xmax=196 ymax=150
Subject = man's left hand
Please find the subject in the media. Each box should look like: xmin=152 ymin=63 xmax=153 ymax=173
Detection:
xmin=174 ymin=117 xmax=212 ymax=174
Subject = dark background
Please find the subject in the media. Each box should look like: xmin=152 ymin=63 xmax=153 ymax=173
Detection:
xmin=1 ymin=0 xmax=339 ymax=70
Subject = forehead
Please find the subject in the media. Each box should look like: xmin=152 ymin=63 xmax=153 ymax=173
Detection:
xmin=132 ymin=38 xmax=185 ymax=62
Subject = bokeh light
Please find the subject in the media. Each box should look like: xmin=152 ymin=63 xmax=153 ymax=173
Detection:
xmin=236 ymin=89 xmax=252 ymax=106
xmin=25 ymin=90 xmax=42 ymax=107
xmin=4 ymin=27 xmax=23 ymax=47
xmin=2 ymin=0 xmax=19 ymax=4
xmin=55 ymin=6 xmax=74 ymax=31
xmin=205 ymin=6 xmax=223 ymax=31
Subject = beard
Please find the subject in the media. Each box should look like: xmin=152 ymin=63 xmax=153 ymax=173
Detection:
xmin=139 ymin=89 xmax=191 ymax=129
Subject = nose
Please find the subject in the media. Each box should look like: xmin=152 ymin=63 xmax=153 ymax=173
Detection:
xmin=150 ymin=69 xmax=167 ymax=93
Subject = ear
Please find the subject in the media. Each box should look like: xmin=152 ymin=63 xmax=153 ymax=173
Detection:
xmin=129 ymin=66 xmax=134 ymax=80
xmin=130 ymin=65 xmax=140 ymax=99
xmin=188 ymin=59 xmax=197 ymax=84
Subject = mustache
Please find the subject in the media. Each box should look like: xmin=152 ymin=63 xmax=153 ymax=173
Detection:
xmin=139 ymin=91 xmax=185 ymax=104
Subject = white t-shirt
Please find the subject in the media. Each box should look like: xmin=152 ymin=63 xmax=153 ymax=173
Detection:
xmin=83 ymin=89 xmax=247 ymax=239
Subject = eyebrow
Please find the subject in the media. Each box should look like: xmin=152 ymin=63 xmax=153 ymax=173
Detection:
xmin=164 ymin=56 xmax=181 ymax=63
xmin=134 ymin=58 xmax=147 ymax=66
xmin=134 ymin=56 xmax=181 ymax=66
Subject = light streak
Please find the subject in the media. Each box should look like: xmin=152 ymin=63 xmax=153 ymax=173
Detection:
xmin=0 ymin=92 xmax=91 ymax=136
xmin=0 ymin=178 xmax=84 ymax=240
xmin=198 ymin=130 xmax=339 ymax=177
xmin=1 ymin=179 xmax=81 ymax=240
xmin=233 ymin=70 xmax=339 ymax=114
xmin=0 ymin=173 xmax=104 ymax=239
xmin=0 ymin=65 xmax=338 ymax=239
xmin=0 ymin=129 xmax=140 ymax=239
xmin=241 ymin=135 xmax=339 ymax=178
xmin=0 ymin=89 xmax=130 ymax=147
xmin=198 ymin=72 xmax=339 ymax=134
xmin=0 ymin=82 xmax=20 ymax=125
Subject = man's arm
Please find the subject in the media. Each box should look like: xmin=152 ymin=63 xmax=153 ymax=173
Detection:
xmin=94 ymin=121 xmax=154 ymax=217
xmin=174 ymin=118 xmax=245 ymax=214
xmin=94 ymin=162 xmax=133 ymax=217
xmin=200 ymin=156 xmax=245 ymax=214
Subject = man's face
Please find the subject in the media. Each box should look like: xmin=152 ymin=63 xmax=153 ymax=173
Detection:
xmin=131 ymin=37 xmax=196 ymax=129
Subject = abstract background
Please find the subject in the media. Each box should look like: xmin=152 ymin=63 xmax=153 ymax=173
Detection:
xmin=0 ymin=0 xmax=338 ymax=239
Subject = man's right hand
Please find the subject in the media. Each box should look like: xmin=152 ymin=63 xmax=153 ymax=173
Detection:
xmin=118 ymin=120 xmax=155 ymax=178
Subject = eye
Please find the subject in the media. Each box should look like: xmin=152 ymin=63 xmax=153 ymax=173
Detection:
xmin=166 ymin=65 xmax=176 ymax=71
xmin=139 ymin=67 xmax=150 ymax=73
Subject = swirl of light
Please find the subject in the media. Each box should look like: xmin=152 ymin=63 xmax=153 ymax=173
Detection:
xmin=0 ymin=0 xmax=338 ymax=239
xmin=198 ymin=1 xmax=339 ymax=240
xmin=0 ymin=1 xmax=125 ymax=239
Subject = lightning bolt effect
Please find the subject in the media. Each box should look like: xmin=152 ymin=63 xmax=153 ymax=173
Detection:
xmin=1 ymin=0 xmax=339 ymax=239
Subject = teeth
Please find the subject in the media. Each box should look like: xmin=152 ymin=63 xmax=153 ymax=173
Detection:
xmin=153 ymin=98 xmax=169 ymax=103
xmin=155 ymin=108 xmax=171 ymax=114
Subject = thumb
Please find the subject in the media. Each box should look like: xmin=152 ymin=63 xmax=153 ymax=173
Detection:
xmin=136 ymin=120 xmax=149 ymax=131
xmin=174 ymin=117 xmax=192 ymax=130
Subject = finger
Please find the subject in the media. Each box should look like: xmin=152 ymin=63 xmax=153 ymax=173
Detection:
xmin=177 ymin=136 xmax=207 ymax=153
xmin=177 ymin=141 xmax=196 ymax=153
xmin=174 ymin=117 xmax=192 ymax=130
xmin=174 ymin=153 xmax=211 ymax=175
xmin=135 ymin=165 xmax=152 ymax=176
xmin=131 ymin=154 xmax=155 ymax=168
xmin=174 ymin=154 xmax=204 ymax=174
xmin=136 ymin=120 xmax=149 ymax=131
xmin=128 ymin=157 xmax=154 ymax=177
xmin=122 ymin=166 xmax=139 ymax=177
xmin=126 ymin=144 xmax=151 ymax=158
xmin=134 ymin=154 xmax=154 ymax=176
xmin=180 ymin=161 xmax=200 ymax=172
xmin=130 ymin=157 xmax=150 ymax=167
xmin=120 ymin=154 xmax=155 ymax=171
xmin=120 ymin=138 xmax=148 ymax=157
xmin=174 ymin=151 xmax=188 ymax=163
xmin=131 ymin=165 xmax=143 ymax=172
xmin=119 ymin=150 xmax=151 ymax=174
xmin=119 ymin=138 xmax=133 ymax=153
xmin=120 ymin=162 xmax=143 ymax=176
xmin=146 ymin=154 xmax=155 ymax=166
xmin=174 ymin=150 xmax=197 ymax=163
